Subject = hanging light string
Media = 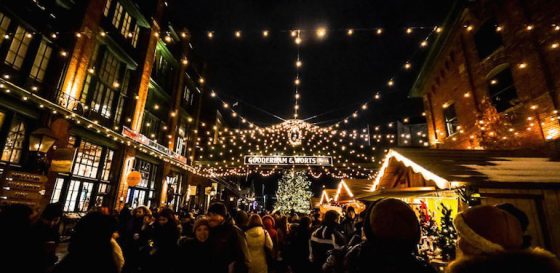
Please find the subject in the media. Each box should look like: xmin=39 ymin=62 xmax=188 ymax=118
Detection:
xmin=294 ymin=31 xmax=302 ymax=119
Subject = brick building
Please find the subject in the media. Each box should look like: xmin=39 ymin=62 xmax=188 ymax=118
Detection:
xmin=0 ymin=0 xmax=206 ymax=214
xmin=410 ymin=0 xmax=560 ymax=151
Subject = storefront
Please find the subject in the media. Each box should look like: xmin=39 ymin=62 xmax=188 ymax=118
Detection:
xmin=125 ymin=156 xmax=161 ymax=208
xmin=50 ymin=134 xmax=119 ymax=213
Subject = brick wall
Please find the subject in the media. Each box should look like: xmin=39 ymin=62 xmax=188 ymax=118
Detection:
xmin=421 ymin=0 xmax=560 ymax=150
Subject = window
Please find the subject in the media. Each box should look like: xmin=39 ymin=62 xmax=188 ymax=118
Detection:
xmin=475 ymin=19 xmax=503 ymax=59
xmin=29 ymin=40 xmax=52 ymax=82
xmin=112 ymin=3 xmax=124 ymax=28
xmin=91 ymin=49 xmax=122 ymax=118
xmin=72 ymin=140 xmax=103 ymax=178
xmin=101 ymin=149 xmax=114 ymax=181
xmin=1 ymin=116 xmax=26 ymax=163
xmin=131 ymin=24 xmax=140 ymax=47
xmin=5 ymin=26 xmax=32 ymax=70
xmin=126 ymin=159 xmax=158 ymax=207
xmin=50 ymin=178 xmax=65 ymax=203
xmin=487 ymin=66 xmax=518 ymax=112
xmin=121 ymin=13 xmax=132 ymax=36
xmin=0 ymin=12 xmax=11 ymax=47
xmin=141 ymin=110 xmax=162 ymax=140
xmin=103 ymin=0 xmax=112 ymax=16
xmin=443 ymin=103 xmax=458 ymax=136
xmin=114 ymin=71 xmax=129 ymax=124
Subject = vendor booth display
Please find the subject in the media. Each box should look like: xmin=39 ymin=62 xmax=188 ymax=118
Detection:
xmin=358 ymin=148 xmax=560 ymax=259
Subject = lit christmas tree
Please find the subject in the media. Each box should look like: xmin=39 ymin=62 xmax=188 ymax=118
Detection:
xmin=437 ymin=203 xmax=457 ymax=261
xmin=275 ymin=170 xmax=313 ymax=214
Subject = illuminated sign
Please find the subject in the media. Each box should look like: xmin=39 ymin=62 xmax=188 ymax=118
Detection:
xmin=244 ymin=155 xmax=333 ymax=166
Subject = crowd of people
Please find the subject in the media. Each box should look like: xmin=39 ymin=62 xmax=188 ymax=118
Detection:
xmin=1 ymin=199 xmax=560 ymax=273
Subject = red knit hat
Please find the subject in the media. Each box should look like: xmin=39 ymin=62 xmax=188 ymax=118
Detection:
xmin=454 ymin=205 xmax=524 ymax=255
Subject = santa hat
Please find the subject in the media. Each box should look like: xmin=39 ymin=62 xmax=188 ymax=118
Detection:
xmin=454 ymin=205 xmax=523 ymax=255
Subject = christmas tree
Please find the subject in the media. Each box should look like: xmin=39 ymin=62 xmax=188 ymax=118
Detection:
xmin=437 ymin=203 xmax=457 ymax=261
xmin=275 ymin=170 xmax=313 ymax=214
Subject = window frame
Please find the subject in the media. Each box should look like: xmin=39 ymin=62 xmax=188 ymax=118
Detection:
xmin=29 ymin=39 xmax=52 ymax=82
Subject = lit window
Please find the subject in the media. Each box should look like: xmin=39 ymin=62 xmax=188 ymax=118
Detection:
xmin=1 ymin=117 xmax=26 ymax=163
xmin=103 ymin=0 xmax=112 ymax=16
xmin=132 ymin=24 xmax=140 ymax=47
xmin=0 ymin=12 xmax=11 ymax=47
xmin=101 ymin=149 xmax=114 ymax=181
xmin=91 ymin=50 xmax=122 ymax=118
xmin=121 ymin=13 xmax=131 ymax=36
xmin=5 ymin=26 xmax=33 ymax=70
xmin=112 ymin=3 xmax=123 ymax=28
xmin=443 ymin=103 xmax=458 ymax=136
xmin=50 ymin=178 xmax=65 ymax=203
xmin=72 ymin=140 xmax=103 ymax=179
xmin=29 ymin=40 xmax=52 ymax=82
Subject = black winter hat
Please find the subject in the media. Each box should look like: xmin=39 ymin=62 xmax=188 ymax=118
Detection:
xmin=208 ymin=202 xmax=228 ymax=217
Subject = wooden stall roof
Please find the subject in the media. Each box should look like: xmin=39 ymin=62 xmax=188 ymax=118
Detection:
xmin=391 ymin=148 xmax=560 ymax=184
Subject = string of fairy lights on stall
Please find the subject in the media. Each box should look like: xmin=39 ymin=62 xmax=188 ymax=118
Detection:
xmin=0 ymin=13 xmax=559 ymax=178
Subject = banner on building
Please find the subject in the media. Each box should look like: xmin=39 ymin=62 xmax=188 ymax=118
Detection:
xmin=244 ymin=155 xmax=333 ymax=166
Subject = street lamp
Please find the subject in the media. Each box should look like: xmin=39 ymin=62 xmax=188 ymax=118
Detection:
xmin=28 ymin=128 xmax=57 ymax=173
xmin=28 ymin=128 xmax=57 ymax=153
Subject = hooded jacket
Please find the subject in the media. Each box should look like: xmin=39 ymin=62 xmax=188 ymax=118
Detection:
xmin=209 ymin=216 xmax=251 ymax=273
xmin=446 ymin=248 xmax=560 ymax=273
xmin=245 ymin=226 xmax=273 ymax=273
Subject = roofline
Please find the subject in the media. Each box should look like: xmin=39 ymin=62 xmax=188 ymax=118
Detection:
xmin=409 ymin=0 xmax=466 ymax=98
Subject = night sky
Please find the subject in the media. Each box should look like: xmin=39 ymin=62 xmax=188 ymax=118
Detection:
xmin=168 ymin=0 xmax=453 ymax=197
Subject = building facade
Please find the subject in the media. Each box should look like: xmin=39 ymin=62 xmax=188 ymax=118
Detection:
xmin=0 ymin=0 xmax=204 ymax=214
xmin=410 ymin=0 xmax=560 ymax=151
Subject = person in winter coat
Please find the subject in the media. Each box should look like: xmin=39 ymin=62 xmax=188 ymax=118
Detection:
xmin=340 ymin=206 xmax=357 ymax=241
xmin=207 ymin=202 xmax=251 ymax=273
xmin=120 ymin=206 xmax=153 ymax=273
xmin=52 ymin=211 xmax=121 ymax=273
xmin=344 ymin=198 xmax=436 ymax=273
xmin=177 ymin=217 xmax=211 ymax=272
xmin=287 ymin=216 xmax=313 ymax=273
xmin=310 ymin=210 xmax=346 ymax=272
xmin=145 ymin=208 xmax=179 ymax=273
xmin=246 ymin=214 xmax=274 ymax=273
xmin=262 ymin=215 xmax=278 ymax=260
xmin=446 ymin=205 xmax=560 ymax=273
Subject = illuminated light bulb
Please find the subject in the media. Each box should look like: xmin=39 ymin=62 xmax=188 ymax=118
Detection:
xmin=51 ymin=33 xmax=57 ymax=39
xmin=113 ymin=81 xmax=120 ymax=88
xmin=347 ymin=29 xmax=353 ymax=35
xmin=420 ymin=40 xmax=428 ymax=47
xmin=442 ymin=102 xmax=449 ymax=109
xmin=199 ymin=77 xmax=205 ymax=84
xmin=223 ymin=103 xmax=229 ymax=108
xmin=374 ymin=93 xmax=381 ymax=100
xmin=75 ymin=32 xmax=81 ymax=38
xmin=154 ymin=32 xmax=160 ymax=38
xmin=181 ymin=58 xmax=189 ymax=65
xmin=60 ymin=50 xmax=68 ymax=57
xmin=361 ymin=104 xmax=367 ymax=110
xmin=31 ymin=86 xmax=38 ymax=91
xmin=530 ymin=105 xmax=538 ymax=110
xmin=490 ymin=79 xmax=498 ymax=85
xmin=208 ymin=31 xmax=214 ymax=39
xmin=180 ymin=32 xmax=188 ymax=38
xmin=235 ymin=31 xmax=241 ymax=38
xmin=295 ymin=37 xmax=302 ymax=45
xmin=352 ymin=112 xmax=358 ymax=118
xmin=555 ymin=25 xmax=560 ymax=31
xmin=465 ymin=25 xmax=474 ymax=32
xmin=210 ymin=91 xmax=216 ymax=97
xmin=464 ymin=92 xmax=471 ymax=98
xmin=164 ymin=35 xmax=172 ymax=43
xmin=316 ymin=27 xmax=327 ymax=38
xmin=295 ymin=93 xmax=300 ymax=99
xmin=387 ymin=80 xmax=394 ymax=86
xmin=3 ymin=34 xmax=9 ymax=39
xmin=294 ymin=105 xmax=299 ymax=110
xmin=406 ymin=27 xmax=413 ymax=34
xmin=435 ymin=27 xmax=443 ymax=33
xmin=262 ymin=30 xmax=269 ymax=37
xmin=496 ymin=26 xmax=503 ymax=32
xmin=526 ymin=25 xmax=534 ymax=31
xmin=294 ymin=78 xmax=300 ymax=85
xmin=100 ymin=31 xmax=106 ymax=37
xmin=296 ymin=60 xmax=302 ymax=67
xmin=376 ymin=28 xmax=383 ymax=35
xmin=518 ymin=62 xmax=528 ymax=69
xmin=153 ymin=104 xmax=159 ymax=110
xmin=551 ymin=42 xmax=559 ymax=49
xmin=404 ymin=62 xmax=412 ymax=70
xmin=87 ymin=67 xmax=95 ymax=74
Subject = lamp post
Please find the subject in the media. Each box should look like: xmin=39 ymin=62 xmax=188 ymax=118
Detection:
xmin=28 ymin=128 xmax=57 ymax=173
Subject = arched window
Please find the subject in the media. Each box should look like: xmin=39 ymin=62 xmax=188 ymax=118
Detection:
xmin=486 ymin=64 xmax=518 ymax=112
xmin=474 ymin=19 xmax=503 ymax=59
